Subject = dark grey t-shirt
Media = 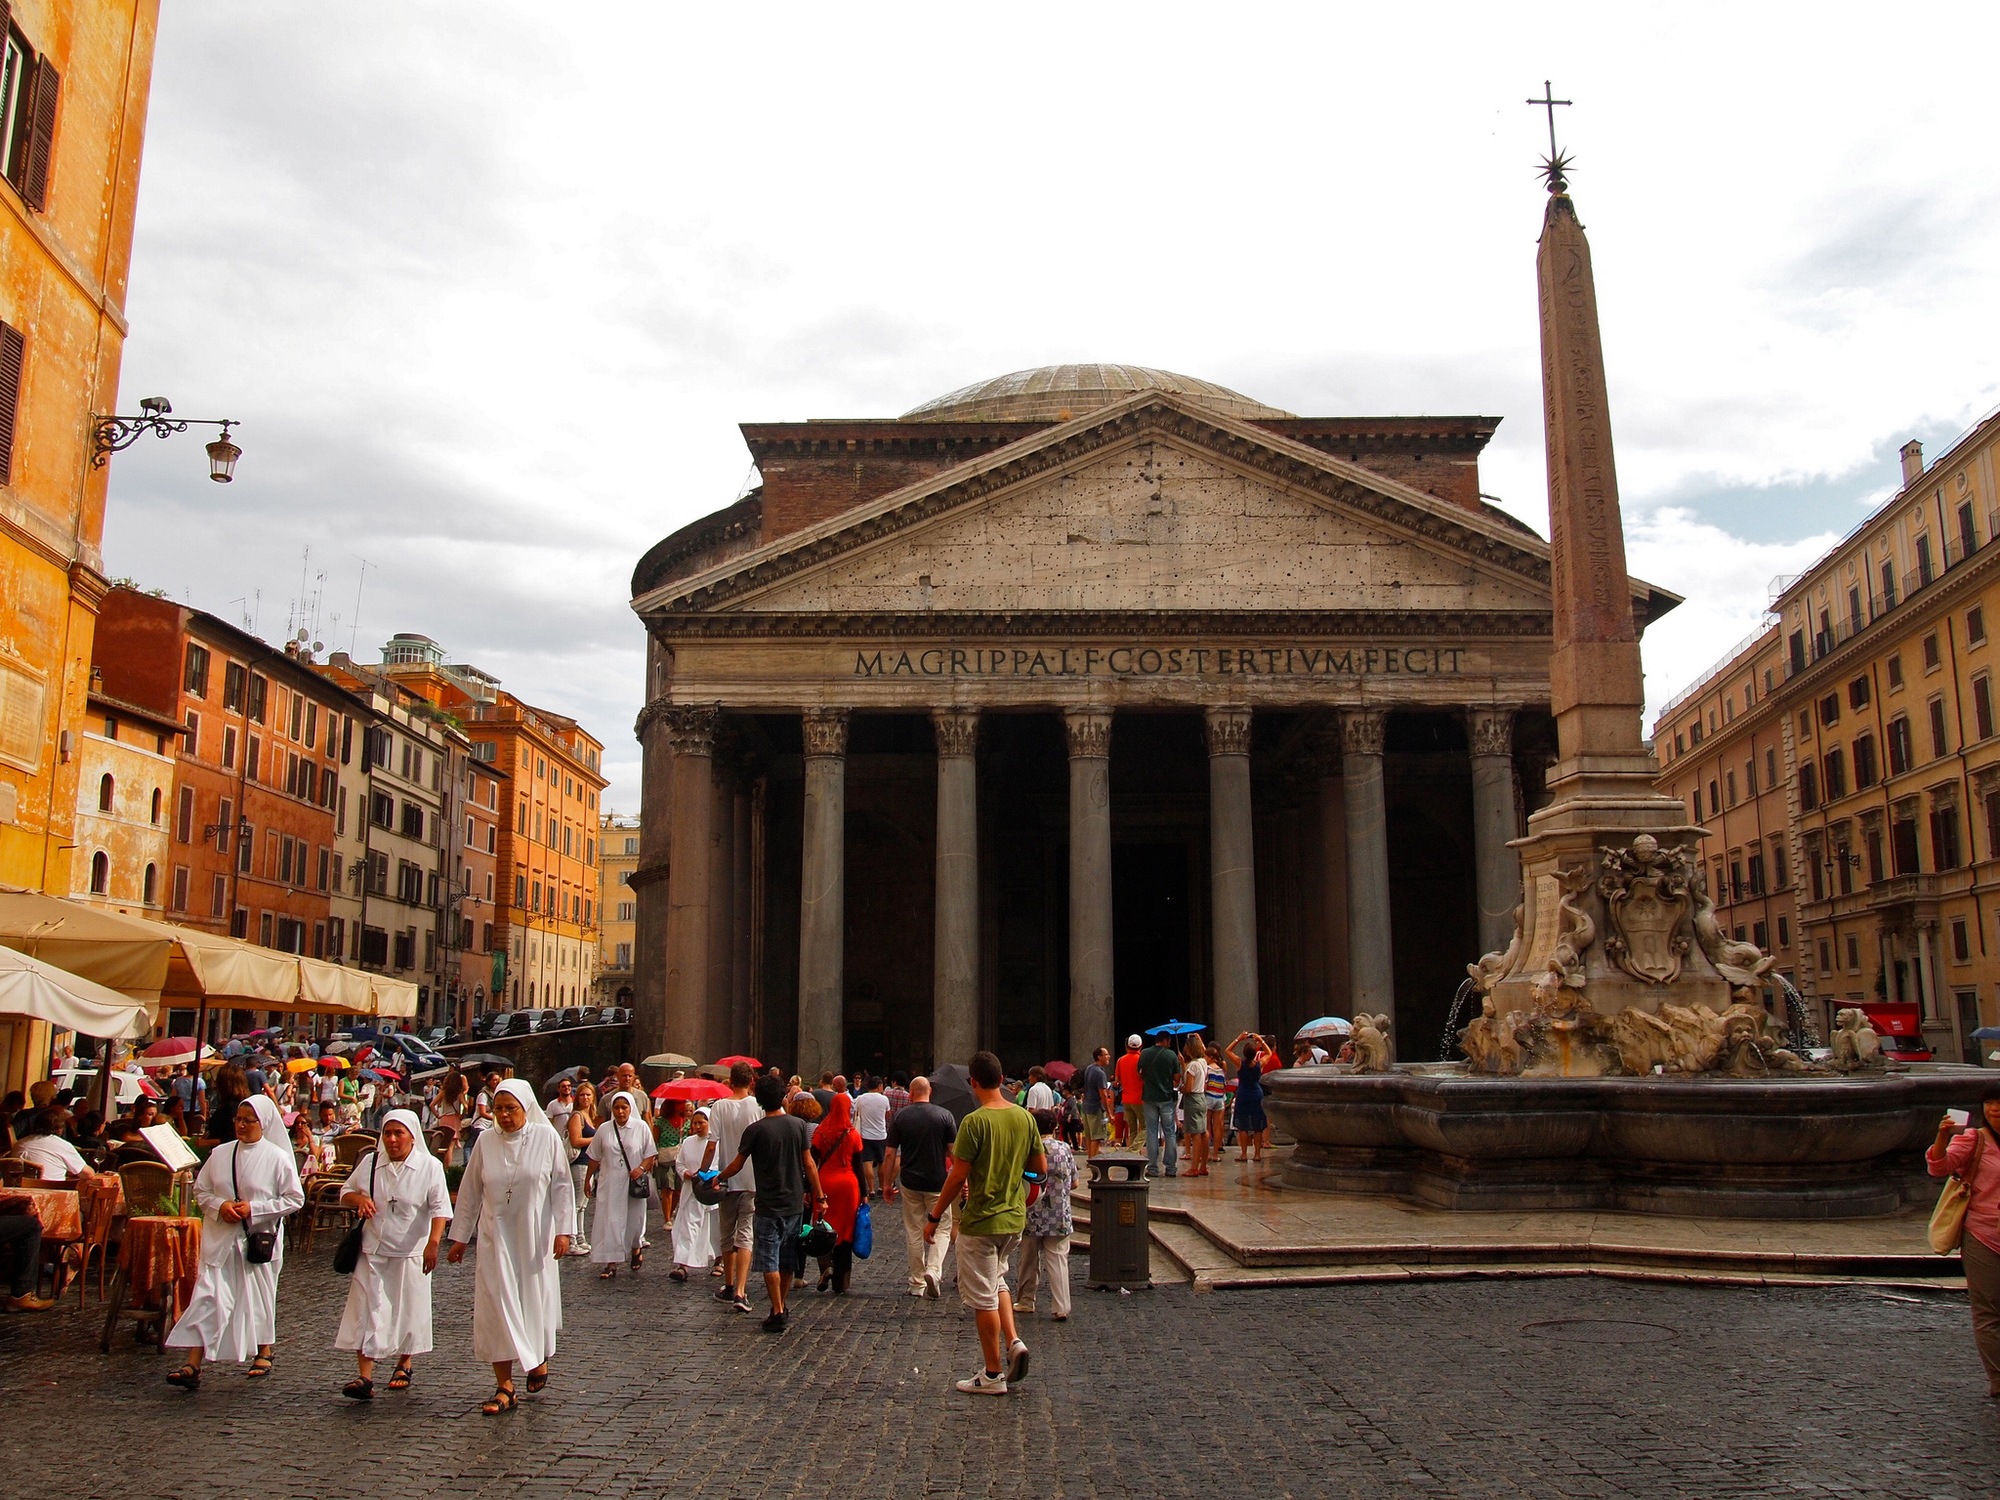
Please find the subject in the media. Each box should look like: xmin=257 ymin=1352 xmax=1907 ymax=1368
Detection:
xmin=740 ymin=1113 xmax=814 ymax=1218
xmin=885 ymin=1101 xmax=958 ymax=1193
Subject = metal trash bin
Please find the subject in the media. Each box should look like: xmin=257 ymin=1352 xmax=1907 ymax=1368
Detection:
xmin=1086 ymin=1151 xmax=1151 ymax=1289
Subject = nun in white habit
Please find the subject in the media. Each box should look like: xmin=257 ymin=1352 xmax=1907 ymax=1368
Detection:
xmin=164 ymin=1093 xmax=306 ymax=1391
xmin=668 ymin=1107 xmax=718 ymax=1281
xmin=334 ymin=1108 xmax=454 ymax=1399
xmin=445 ymin=1077 xmax=574 ymax=1415
xmin=584 ymin=1090 xmax=657 ymax=1277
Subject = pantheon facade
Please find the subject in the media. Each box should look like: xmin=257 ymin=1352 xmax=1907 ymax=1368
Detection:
xmin=628 ymin=366 xmax=1676 ymax=1077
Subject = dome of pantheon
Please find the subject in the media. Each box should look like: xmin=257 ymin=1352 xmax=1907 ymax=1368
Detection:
xmin=902 ymin=364 xmax=1294 ymax=423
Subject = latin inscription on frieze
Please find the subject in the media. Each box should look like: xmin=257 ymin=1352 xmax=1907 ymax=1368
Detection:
xmin=852 ymin=645 xmax=1468 ymax=679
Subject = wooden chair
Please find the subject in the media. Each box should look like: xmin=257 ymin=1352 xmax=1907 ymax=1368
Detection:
xmin=331 ymin=1132 xmax=377 ymax=1170
xmin=65 ymin=1179 xmax=119 ymax=1308
xmin=118 ymin=1161 xmax=176 ymax=1217
xmin=0 ymin=1157 xmax=27 ymax=1187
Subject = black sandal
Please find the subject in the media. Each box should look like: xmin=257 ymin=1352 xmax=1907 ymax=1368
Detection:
xmin=245 ymin=1354 xmax=274 ymax=1379
xmin=386 ymin=1364 xmax=412 ymax=1391
xmin=631 ymin=1248 xmax=644 ymax=1271
xmin=481 ymin=1385 xmax=516 ymax=1415
xmin=525 ymin=1367 xmax=549 ymax=1394
xmin=165 ymin=1363 xmax=201 ymax=1392
xmin=669 ymin=1267 xmax=688 ymax=1283
xmin=341 ymin=1377 xmax=374 ymax=1401
xmin=599 ymin=1266 xmax=617 ymax=1279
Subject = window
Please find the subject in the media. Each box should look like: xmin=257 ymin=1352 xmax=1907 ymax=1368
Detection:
xmin=96 ymin=772 xmax=113 ymax=811
xmin=624 ymin=836 xmax=638 ymax=855
xmin=1888 ymin=716 xmax=1913 ymax=775
xmin=486 ymin=824 xmax=495 ymax=854
xmin=231 ymin=907 xmax=247 ymax=939
xmin=1888 ymin=653 xmax=1904 ymax=688
xmin=175 ymin=785 xmax=194 ymax=843
xmin=245 ymin=733 xmax=260 ymax=781
xmin=222 ymin=724 xmax=236 ymax=769
xmin=371 ymin=791 xmax=395 ymax=829
xmin=400 ymin=801 xmax=424 ymax=839
xmin=0 ymin=318 xmax=23 ymax=484
xmin=1771 ymin=838 xmax=1789 ymax=888
xmin=1798 ymin=761 xmax=1819 ymax=811
xmin=1918 ymin=535 xmax=1935 ymax=587
xmin=615 ymin=942 xmax=632 ymax=968
xmin=247 ymin=673 xmax=267 ymax=723
xmin=305 ymin=701 xmax=318 ymax=748
xmin=1746 ymin=853 xmax=1765 ymax=896
xmin=1865 ymin=828 xmax=1884 ymax=884
xmin=1854 ymin=734 xmax=1878 ymax=789
xmin=223 ymin=661 xmax=247 ymax=711
xmin=361 ymin=927 xmax=389 ymax=967
xmin=1752 ymin=920 xmax=1768 ymax=950
xmin=1893 ymin=816 xmax=1921 ymax=875
xmin=1817 ymin=938 xmax=1831 ymax=973
xmin=238 ymin=825 xmax=252 ymax=873
xmin=481 ymin=921 xmax=493 ymax=952
xmin=1972 ymin=607 xmax=1989 ymax=645
xmin=1881 ymin=561 xmax=1899 ymax=611
xmin=1933 ymin=804 xmax=1963 ymax=871
xmin=1746 ymin=757 xmax=1758 ymax=797
xmin=216 ymin=796 xmax=232 ymax=852
xmin=184 ymin=643 xmax=211 ymax=698
xmin=394 ymin=930 xmax=413 ymax=970
xmin=617 ymin=901 xmax=634 ymax=922
xmin=1952 ymin=918 xmax=1971 ymax=963
xmin=183 ymin=711 xmax=200 ymax=757
xmin=367 ymin=850 xmax=388 ymax=895
xmin=317 ymin=846 xmax=330 ymax=892
xmin=150 ymin=786 xmax=161 ymax=824
xmin=1929 ymin=697 xmax=1949 ymax=759
xmin=1989 ymin=792 xmax=2000 ymax=866
xmin=207 ymin=873 xmax=222 ymax=917
xmin=1729 ymin=859 xmax=1744 ymax=900
xmin=1842 ymin=934 xmax=1859 ymax=971
xmin=1725 ymin=770 xmax=1737 ymax=808
xmin=1849 ymin=676 xmax=1870 ymax=709
xmin=515 ymin=873 xmax=526 ymax=905
xmin=88 ymin=850 xmax=108 ymax=894
xmin=1819 ymin=693 xmax=1840 ymax=728
xmin=1708 ymin=780 xmax=1721 ymax=818
xmin=1978 ymin=677 xmax=1995 ymax=741
xmin=1766 ymin=748 xmax=1778 ymax=789
xmin=1924 ymin=634 xmax=1941 ymax=670
xmin=1778 ymin=915 xmax=1790 ymax=948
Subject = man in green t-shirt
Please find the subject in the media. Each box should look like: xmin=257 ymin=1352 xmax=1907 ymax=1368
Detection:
xmin=925 ymin=1049 xmax=1045 ymax=1396
xmin=1138 ymin=1033 xmax=1183 ymax=1177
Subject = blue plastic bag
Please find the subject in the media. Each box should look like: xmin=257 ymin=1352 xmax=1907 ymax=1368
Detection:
xmin=852 ymin=1200 xmax=873 ymax=1259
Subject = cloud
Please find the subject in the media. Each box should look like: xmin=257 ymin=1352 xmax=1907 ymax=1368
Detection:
xmin=101 ymin=2 xmax=2000 ymax=812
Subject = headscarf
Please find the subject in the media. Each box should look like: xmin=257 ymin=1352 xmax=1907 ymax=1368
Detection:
xmin=379 ymin=1107 xmax=434 ymax=1164
xmin=605 ymin=1090 xmax=651 ymax=1164
xmin=495 ymin=1078 xmax=551 ymax=1132
xmin=812 ymin=1088 xmax=854 ymax=1155
xmin=246 ymin=1092 xmax=287 ymax=1145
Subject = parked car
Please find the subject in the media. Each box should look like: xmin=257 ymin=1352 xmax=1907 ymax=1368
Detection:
xmin=469 ymin=1013 xmax=506 ymax=1040
xmin=379 ymin=1033 xmax=448 ymax=1073
xmin=556 ymin=1006 xmax=585 ymax=1030
xmin=501 ymin=1009 xmax=544 ymax=1038
xmin=603 ymin=1006 xmax=631 ymax=1027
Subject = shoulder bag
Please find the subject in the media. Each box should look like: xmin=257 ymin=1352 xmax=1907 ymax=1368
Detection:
xmin=617 ymin=1121 xmax=650 ymax=1199
xmin=234 ymin=1145 xmax=279 ymax=1265
xmin=1930 ymin=1129 xmax=1985 ymax=1255
xmin=332 ymin=1151 xmax=379 ymax=1274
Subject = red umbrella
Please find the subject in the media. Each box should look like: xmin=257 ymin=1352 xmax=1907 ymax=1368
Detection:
xmin=138 ymin=1037 xmax=204 ymax=1069
xmin=1042 ymin=1060 xmax=1078 ymax=1084
xmin=714 ymin=1054 xmax=760 ymax=1070
xmin=653 ymin=1077 xmax=729 ymax=1101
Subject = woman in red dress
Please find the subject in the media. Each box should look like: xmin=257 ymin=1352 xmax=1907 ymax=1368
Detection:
xmin=810 ymin=1090 xmax=863 ymax=1294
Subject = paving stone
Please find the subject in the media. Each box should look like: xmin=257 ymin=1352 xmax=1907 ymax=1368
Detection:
xmin=5 ymin=1205 xmax=2000 ymax=1499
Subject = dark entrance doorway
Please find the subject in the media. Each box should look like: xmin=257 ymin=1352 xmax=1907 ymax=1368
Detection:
xmin=1113 ymin=839 xmax=1194 ymax=1044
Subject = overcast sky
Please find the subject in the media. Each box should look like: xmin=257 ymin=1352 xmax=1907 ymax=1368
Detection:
xmin=103 ymin=3 xmax=2000 ymax=809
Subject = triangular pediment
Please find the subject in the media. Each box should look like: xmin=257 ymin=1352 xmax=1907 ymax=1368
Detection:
xmin=633 ymin=393 xmax=1673 ymax=624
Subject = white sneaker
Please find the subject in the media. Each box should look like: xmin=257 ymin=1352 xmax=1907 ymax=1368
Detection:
xmin=923 ymin=1272 xmax=941 ymax=1300
xmin=1015 ymin=1302 xmax=1036 ymax=1315
xmin=908 ymin=1286 xmax=927 ymax=1298
xmin=1006 ymin=1339 xmax=1030 ymax=1384
xmin=955 ymin=1371 xmax=1008 ymax=1396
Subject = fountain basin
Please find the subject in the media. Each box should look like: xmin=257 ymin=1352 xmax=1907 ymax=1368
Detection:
xmin=1265 ymin=1064 xmax=2000 ymax=1219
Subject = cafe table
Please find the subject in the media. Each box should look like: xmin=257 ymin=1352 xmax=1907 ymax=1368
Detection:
xmin=98 ymin=1214 xmax=202 ymax=1352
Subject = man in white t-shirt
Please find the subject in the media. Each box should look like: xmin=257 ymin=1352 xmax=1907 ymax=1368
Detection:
xmin=706 ymin=1062 xmax=763 ymax=1313
xmin=853 ymin=1076 xmax=891 ymax=1200
xmin=1022 ymin=1066 xmax=1056 ymax=1113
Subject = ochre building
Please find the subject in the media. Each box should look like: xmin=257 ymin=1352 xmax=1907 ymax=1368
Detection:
xmin=630 ymin=366 xmax=1679 ymax=1077
xmin=1658 ymin=414 xmax=2000 ymax=1064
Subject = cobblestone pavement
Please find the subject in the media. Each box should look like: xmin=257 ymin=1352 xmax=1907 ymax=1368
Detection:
xmin=8 ymin=1203 xmax=2000 ymax=1500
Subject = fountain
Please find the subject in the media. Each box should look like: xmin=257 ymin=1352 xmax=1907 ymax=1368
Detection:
xmin=1266 ymin=139 xmax=2000 ymax=1219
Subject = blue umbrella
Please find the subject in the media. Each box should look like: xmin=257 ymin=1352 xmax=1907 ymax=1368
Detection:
xmin=1145 ymin=1019 xmax=1205 ymax=1036
xmin=1971 ymin=1026 xmax=2000 ymax=1041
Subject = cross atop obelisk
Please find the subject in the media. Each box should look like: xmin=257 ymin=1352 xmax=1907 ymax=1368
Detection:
xmin=1531 ymin=90 xmax=1648 ymax=784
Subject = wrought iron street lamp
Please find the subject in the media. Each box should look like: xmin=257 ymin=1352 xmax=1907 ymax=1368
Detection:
xmin=92 ymin=396 xmax=242 ymax=481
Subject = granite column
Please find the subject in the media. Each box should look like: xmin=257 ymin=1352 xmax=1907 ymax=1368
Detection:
xmin=1466 ymin=707 xmax=1520 ymax=958
xmin=662 ymin=704 xmax=718 ymax=1061
xmin=797 ymin=708 xmax=848 ymax=1081
xmin=1341 ymin=708 xmax=1395 ymax=1046
xmin=1065 ymin=709 xmax=1115 ymax=1059
xmin=1205 ymin=706 xmax=1260 ymax=1042
xmin=932 ymin=708 xmax=980 ymax=1070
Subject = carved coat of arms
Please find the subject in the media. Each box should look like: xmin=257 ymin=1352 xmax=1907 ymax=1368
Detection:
xmin=1597 ymin=834 xmax=1693 ymax=985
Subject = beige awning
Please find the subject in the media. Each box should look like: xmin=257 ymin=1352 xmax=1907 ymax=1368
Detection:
xmin=0 ymin=887 xmax=175 ymax=1002
xmin=106 ymin=911 xmax=301 ymax=1006
xmin=369 ymin=975 xmax=420 ymax=1019
xmin=0 ymin=947 xmax=153 ymax=1038
xmin=299 ymin=956 xmax=374 ymax=1016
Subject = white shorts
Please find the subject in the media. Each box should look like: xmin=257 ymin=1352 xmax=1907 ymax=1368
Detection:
xmin=956 ymin=1232 xmax=1021 ymax=1312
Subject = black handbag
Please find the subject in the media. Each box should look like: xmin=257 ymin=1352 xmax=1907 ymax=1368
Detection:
xmin=234 ymin=1147 xmax=278 ymax=1265
xmin=617 ymin=1121 xmax=650 ymax=1199
xmin=331 ymin=1151 xmax=378 ymax=1275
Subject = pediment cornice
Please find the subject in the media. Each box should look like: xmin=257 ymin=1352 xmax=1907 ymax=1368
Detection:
xmin=643 ymin=607 xmax=1553 ymax=640
xmin=634 ymin=394 xmax=1605 ymax=617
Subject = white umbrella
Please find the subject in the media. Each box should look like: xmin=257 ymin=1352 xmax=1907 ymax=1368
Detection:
xmin=1296 ymin=1015 xmax=1353 ymax=1040
xmin=0 ymin=945 xmax=151 ymax=1038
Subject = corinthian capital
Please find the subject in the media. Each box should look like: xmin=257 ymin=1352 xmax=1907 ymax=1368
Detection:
xmin=634 ymin=696 xmax=675 ymax=742
xmin=1204 ymin=706 xmax=1252 ymax=757
xmin=801 ymin=707 xmax=850 ymax=758
xmin=664 ymin=704 xmax=720 ymax=756
xmin=1339 ymin=708 xmax=1387 ymax=757
xmin=1063 ymin=709 xmax=1112 ymax=759
xmin=932 ymin=707 xmax=979 ymax=759
xmin=1466 ymin=707 xmax=1516 ymax=758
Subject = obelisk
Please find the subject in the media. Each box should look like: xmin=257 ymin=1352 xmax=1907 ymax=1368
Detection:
xmin=1477 ymin=162 xmax=1730 ymax=1030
